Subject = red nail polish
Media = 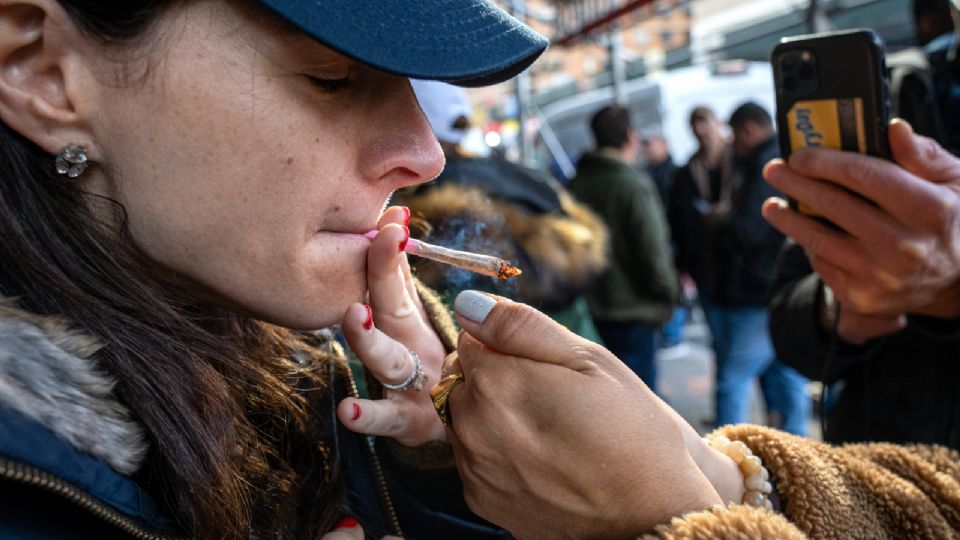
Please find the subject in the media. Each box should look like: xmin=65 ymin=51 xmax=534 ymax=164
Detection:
xmin=402 ymin=207 xmax=411 ymax=227
xmin=351 ymin=403 xmax=362 ymax=421
xmin=335 ymin=517 xmax=358 ymax=530
xmin=362 ymin=304 xmax=373 ymax=331
xmin=399 ymin=225 xmax=410 ymax=252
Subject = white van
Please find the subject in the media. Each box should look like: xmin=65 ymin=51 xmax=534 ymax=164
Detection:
xmin=536 ymin=61 xmax=776 ymax=177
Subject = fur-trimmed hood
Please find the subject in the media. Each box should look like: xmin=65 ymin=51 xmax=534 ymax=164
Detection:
xmin=399 ymin=182 xmax=609 ymax=312
xmin=0 ymin=299 xmax=147 ymax=475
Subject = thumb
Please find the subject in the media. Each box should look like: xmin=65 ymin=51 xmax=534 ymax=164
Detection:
xmin=452 ymin=290 xmax=593 ymax=369
xmin=889 ymin=118 xmax=960 ymax=183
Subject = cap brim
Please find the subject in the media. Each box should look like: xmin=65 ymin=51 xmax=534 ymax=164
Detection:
xmin=257 ymin=0 xmax=548 ymax=87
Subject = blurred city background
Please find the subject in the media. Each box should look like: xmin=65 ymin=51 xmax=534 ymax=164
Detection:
xmin=433 ymin=0 xmax=923 ymax=438
xmin=471 ymin=0 xmax=910 ymax=170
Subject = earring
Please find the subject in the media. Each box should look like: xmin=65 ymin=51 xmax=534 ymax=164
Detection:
xmin=55 ymin=145 xmax=88 ymax=178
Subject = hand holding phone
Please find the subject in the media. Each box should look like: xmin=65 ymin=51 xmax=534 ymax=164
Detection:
xmin=772 ymin=29 xmax=892 ymax=221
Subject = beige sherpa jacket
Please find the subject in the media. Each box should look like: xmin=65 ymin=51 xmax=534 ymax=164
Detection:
xmin=647 ymin=425 xmax=960 ymax=539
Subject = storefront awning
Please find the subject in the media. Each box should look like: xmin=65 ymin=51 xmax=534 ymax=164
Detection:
xmin=550 ymin=0 xmax=657 ymax=45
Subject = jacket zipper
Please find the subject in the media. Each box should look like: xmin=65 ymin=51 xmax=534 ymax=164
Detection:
xmin=344 ymin=365 xmax=404 ymax=537
xmin=0 ymin=457 xmax=183 ymax=540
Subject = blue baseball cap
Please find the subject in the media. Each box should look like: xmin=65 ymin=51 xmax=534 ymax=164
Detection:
xmin=256 ymin=0 xmax=549 ymax=87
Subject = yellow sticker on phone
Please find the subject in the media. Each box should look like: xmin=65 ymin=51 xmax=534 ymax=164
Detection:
xmin=787 ymin=98 xmax=866 ymax=216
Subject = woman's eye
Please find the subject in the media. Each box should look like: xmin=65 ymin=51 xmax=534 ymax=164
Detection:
xmin=307 ymin=75 xmax=352 ymax=93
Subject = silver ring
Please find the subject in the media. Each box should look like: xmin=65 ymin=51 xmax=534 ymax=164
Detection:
xmin=381 ymin=348 xmax=427 ymax=392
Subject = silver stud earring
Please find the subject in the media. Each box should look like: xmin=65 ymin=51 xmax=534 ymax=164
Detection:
xmin=55 ymin=145 xmax=89 ymax=178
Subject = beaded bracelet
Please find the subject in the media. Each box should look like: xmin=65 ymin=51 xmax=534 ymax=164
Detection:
xmin=705 ymin=435 xmax=774 ymax=510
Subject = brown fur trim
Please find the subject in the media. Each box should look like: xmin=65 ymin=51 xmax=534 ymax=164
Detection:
xmin=0 ymin=297 xmax=102 ymax=360
xmin=712 ymin=425 xmax=960 ymax=539
xmin=644 ymin=505 xmax=806 ymax=539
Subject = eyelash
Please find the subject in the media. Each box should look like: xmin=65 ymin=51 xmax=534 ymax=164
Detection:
xmin=307 ymin=75 xmax=352 ymax=93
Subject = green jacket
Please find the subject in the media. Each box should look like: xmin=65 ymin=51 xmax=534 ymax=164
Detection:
xmin=567 ymin=151 xmax=678 ymax=324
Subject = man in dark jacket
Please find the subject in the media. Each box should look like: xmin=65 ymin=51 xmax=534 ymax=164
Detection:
xmin=670 ymin=103 xmax=809 ymax=435
xmin=567 ymin=105 xmax=679 ymax=392
xmin=770 ymin=241 xmax=960 ymax=450
xmin=641 ymin=132 xmax=677 ymax=208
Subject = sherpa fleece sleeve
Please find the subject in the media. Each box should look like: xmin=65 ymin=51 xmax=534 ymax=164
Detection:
xmin=414 ymin=278 xmax=458 ymax=352
xmin=644 ymin=425 xmax=960 ymax=539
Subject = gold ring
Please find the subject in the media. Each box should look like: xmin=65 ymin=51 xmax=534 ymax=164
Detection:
xmin=430 ymin=372 xmax=465 ymax=427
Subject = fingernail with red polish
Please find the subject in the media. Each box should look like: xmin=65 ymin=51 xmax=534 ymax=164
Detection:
xmin=402 ymin=207 xmax=411 ymax=227
xmin=399 ymin=225 xmax=410 ymax=252
xmin=351 ymin=403 xmax=362 ymax=421
xmin=362 ymin=304 xmax=373 ymax=331
xmin=335 ymin=517 xmax=358 ymax=529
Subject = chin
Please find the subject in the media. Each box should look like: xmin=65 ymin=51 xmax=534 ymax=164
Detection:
xmin=268 ymin=284 xmax=366 ymax=331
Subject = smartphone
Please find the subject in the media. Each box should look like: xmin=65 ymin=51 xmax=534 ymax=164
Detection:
xmin=772 ymin=29 xmax=892 ymax=218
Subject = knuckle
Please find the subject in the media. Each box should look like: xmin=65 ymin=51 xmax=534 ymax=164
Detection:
xmin=813 ymin=185 xmax=845 ymax=217
xmin=921 ymin=136 xmax=945 ymax=166
xmin=492 ymin=303 xmax=538 ymax=347
xmin=469 ymin=367 xmax=496 ymax=396
xmin=847 ymin=289 xmax=880 ymax=314
xmin=386 ymin=350 xmax=410 ymax=381
xmin=790 ymin=149 xmax=814 ymax=171
xmin=803 ymin=226 xmax=828 ymax=255
xmin=839 ymin=156 xmax=874 ymax=184
xmin=570 ymin=341 xmax=607 ymax=367
xmin=935 ymin=201 xmax=960 ymax=240
xmin=387 ymin=412 xmax=407 ymax=437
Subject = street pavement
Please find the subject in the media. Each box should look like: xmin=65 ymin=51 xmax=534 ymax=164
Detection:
xmin=656 ymin=308 xmax=822 ymax=440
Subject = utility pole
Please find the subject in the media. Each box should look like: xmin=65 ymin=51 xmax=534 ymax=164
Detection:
xmin=608 ymin=20 xmax=627 ymax=105
xmin=511 ymin=0 xmax=535 ymax=165
xmin=806 ymin=0 xmax=831 ymax=33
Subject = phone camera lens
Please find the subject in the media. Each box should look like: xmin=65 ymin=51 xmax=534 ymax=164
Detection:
xmin=784 ymin=77 xmax=798 ymax=92
xmin=799 ymin=64 xmax=814 ymax=80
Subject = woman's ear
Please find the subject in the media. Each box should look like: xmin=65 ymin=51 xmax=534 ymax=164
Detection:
xmin=0 ymin=0 xmax=99 ymax=159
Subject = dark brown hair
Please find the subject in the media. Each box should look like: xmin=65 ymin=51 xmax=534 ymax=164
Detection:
xmin=688 ymin=105 xmax=716 ymax=125
xmin=729 ymin=101 xmax=773 ymax=131
xmin=590 ymin=105 xmax=633 ymax=150
xmin=0 ymin=1 xmax=342 ymax=537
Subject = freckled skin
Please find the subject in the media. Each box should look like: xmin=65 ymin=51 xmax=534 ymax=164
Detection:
xmin=84 ymin=2 xmax=443 ymax=329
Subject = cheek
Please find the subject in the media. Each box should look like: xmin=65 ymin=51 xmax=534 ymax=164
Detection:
xmin=119 ymin=161 xmax=371 ymax=328
xmin=102 ymin=100 xmax=370 ymax=328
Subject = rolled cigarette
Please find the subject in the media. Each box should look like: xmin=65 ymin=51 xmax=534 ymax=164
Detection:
xmin=364 ymin=230 xmax=522 ymax=280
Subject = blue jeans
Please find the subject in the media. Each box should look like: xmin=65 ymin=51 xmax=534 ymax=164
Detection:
xmin=595 ymin=320 xmax=659 ymax=394
xmin=701 ymin=300 xmax=810 ymax=436
xmin=660 ymin=306 xmax=688 ymax=347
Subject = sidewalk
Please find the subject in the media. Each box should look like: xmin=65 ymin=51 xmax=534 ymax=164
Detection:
xmin=656 ymin=308 xmax=821 ymax=439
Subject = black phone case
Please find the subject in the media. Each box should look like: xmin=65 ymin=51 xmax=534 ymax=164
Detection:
xmin=772 ymin=29 xmax=892 ymax=198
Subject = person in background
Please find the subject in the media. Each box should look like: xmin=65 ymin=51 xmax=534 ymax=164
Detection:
xmin=567 ymin=105 xmax=678 ymax=392
xmin=671 ymin=103 xmax=810 ymax=435
xmin=915 ymin=0 xmax=955 ymax=46
xmin=895 ymin=0 xmax=960 ymax=154
xmin=668 ymin=105 xmax=734 ymax=307
xmin=641 ymin=131 xmax=677 ymax=207
xmin=641 ymin=130 xmax=688 ymax=350
xmin=396 ymin=80 xmax=609 ymax=343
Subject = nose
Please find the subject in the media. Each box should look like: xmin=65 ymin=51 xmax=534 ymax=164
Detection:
xmin=360 ymin=78 xmax=445 ymax=189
